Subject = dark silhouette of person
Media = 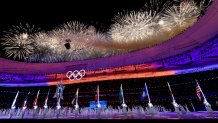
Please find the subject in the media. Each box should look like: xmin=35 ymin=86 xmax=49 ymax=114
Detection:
xmin=64 ymin=39 xmax=71 ymax=50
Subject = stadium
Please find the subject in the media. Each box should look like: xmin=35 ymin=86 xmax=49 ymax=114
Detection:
xmin=0 ymin=0 xmax=218 ymax=120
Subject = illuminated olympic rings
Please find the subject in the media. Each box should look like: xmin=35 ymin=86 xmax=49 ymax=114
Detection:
xmin=66 ymin=69 xmax=86 ymax=80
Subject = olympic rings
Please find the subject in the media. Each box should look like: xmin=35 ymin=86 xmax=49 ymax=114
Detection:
xmin=66 ymin=69 xmax=86 ymax=80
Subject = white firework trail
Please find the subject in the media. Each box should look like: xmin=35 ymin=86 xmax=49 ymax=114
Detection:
xmin=143 ymin=0 xmax=176 ymax=14
xmin=199 ymin=0 xmax=212 ymax=15
xmin=56 ymin=21 xmax=87 ymax=34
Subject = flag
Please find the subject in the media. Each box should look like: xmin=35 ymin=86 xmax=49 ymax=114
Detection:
xmin=71 ymin=98 xmax=75 ymax=106
xmin=94 ymin=86 xmax=99 ymax=103
xmin=22 ymin=92 xmax=30 ymax=109
xmin=33 ymin=90 xmax=40 ymax=108
xmin=141 ymin=83 xmax=148 ymax=100
xmin=119 ymin=84 xmax=124 ymax=103
xmin=196 ymin=83 xmax=202 ymax=101
xmin=59 ymin=81 xmax=65 ymax=100
xmin=72 ymin=88 xmax=79 ymax=105
xmin=75 ymin=88 xmax=79 ymax=105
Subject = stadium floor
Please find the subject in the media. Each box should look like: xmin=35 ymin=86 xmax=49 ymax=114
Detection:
xmin=0 ymin=111 xmax=217 ymax=119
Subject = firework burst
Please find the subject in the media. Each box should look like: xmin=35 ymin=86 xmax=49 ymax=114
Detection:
xmin=1 ymin=23 xmax=40 ymax=60
xmin=109 ymin=0 xmax=176 ymax=45
xmin=110 ymin=11 xmax=159 ymax=43
xmin=159 ymin=0 xmax=200 ymax=34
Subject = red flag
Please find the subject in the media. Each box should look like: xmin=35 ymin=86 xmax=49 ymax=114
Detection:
xmin=94 ymin=94 xmax=98 ymax=103
xmin=22 ymin=101 xmax=26 ymax=108
xmin=196 ymin=84 xmax=202 ymax=101
xmin=94 ymin=86 xmax=99 ymax=103
xmin=44 ymin=95 xmax=49 ymax=105
xmin=33 ymin=90 xmax=40 ymax=107
xmin=33 ymin=96 xmax=38 ymax=107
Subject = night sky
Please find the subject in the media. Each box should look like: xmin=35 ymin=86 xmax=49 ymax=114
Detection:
xmin=0 ymin=0 xmax=208 ymax=35
xmin=0 ymin=0 xmax=147 ymax=33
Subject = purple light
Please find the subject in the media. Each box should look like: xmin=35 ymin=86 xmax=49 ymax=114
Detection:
xmin=175 ymin=64 xmax=218 ymax=74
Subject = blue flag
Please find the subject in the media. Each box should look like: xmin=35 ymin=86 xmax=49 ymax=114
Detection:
xmin=141 ymin=83 xmax=148 ymax=100
xmin=22 ymin=92 xmax=30 ymax=109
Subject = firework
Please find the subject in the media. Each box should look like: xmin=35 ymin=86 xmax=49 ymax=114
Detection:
xmin=159 ymin=0 xmax=200 ymax=34
xmin=30 ymin=22 xmax=116 ymax=62
xmin=110 ymin=11 xmax=160 ymax=43
xmin=109 ymin=0 xmax=176 ymax=45
xmin=108 ymin=0 xmax=207 ymax=51
xmin=1 ymin=23 xmax=40 ymax=60
xmin=56 ymin=21 xmax=87 ymax=34
xmin=143 ymin=0 xmax=176 ymax=14
xmin=0 ymin=0 xmax=212 ymax=63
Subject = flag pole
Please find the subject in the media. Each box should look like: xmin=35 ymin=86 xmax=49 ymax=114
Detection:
xmin=196 ymin=80 xmax=214 ymax=117
xmin=167 ymin=82 xmax=175 ymax=102
xmin=145 ymin=82 xmax=151 ymax=103
xmin=11 ymin=91 xmax=19 ymax=109
xmin=44 ymin=89 xmax=50 ymax=109
xmin=74 ymin=88 xmax=80 ymax=116
xmin=120 ymin=84 xmax=127 ymax=108
xmin=57 ymin=96 xmax=61 ymax=109
xmin=22 ymin=91 xmax=30 ymax=110
xmin=97 ymin=85 xmax=100 ymax=106
xmin=145 ymin=82 xmax=155 ymax=114
xmin=75 ymin=88 xmax=79 ymax=106
xmin=167 ymin=82 xmax=180 ymax=115
xmin=73 ymin=88 xmax=79 ymax=109
xmin=33 ymin=90 xmax=40 ymax=109
xmin=96 ymin=85 xmax=101 ymax=108
xmin=121 ymin=84 xmax=125 ymax=104
xmin=190 ymin=102 xmax=196 ymax=112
